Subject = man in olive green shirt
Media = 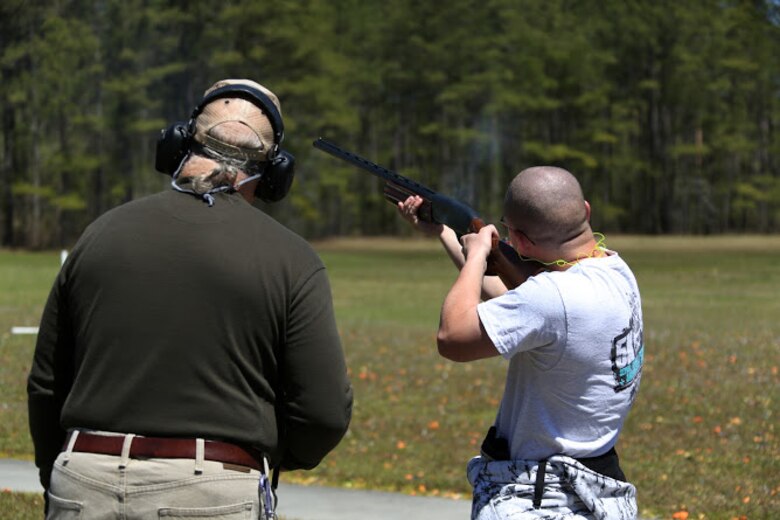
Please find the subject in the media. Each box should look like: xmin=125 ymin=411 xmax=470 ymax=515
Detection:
xmin=28 ymin=79 xmax=352 ymax=519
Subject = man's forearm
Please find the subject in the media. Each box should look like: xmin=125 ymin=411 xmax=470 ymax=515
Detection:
xmin=28 ymin=395 xmax=66 ymax=489
xmin=437 ymin=226 xmax=466 ymax=268
xmin=437 ymin=254 xmax=498 ymax=362
xmin=281 ymin=391 xmax=352 ymax=471
xmin=440 ymin=255 xmax=485 ymax=332
xmin=438 ymin=227 xmax=507 ymax=300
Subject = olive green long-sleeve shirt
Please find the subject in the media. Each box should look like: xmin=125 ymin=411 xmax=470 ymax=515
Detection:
xmin=28 ymin=190 xmax=352 ymax=488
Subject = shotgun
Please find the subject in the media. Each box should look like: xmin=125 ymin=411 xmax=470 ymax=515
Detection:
xmin=313 ymin=137 xmax=539 ymax=288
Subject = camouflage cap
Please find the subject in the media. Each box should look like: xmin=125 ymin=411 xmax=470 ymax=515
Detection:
xmin=192 ymin=79 xmax=282 ymax=162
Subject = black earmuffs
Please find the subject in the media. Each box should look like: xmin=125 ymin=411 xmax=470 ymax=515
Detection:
xmin=155 ymin=83 xmax=295 ymax=202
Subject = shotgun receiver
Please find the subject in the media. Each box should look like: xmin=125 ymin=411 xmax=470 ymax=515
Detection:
xmin=313 ymin=137 xmax=539 ymax=288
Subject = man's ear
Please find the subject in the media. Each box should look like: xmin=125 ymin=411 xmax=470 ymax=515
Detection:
xmin=511 ymin=228 xmax=534 ymax=252
xmin=237 ymin=176 xmax=261 ymax=204
xmin=584 ymin=200 xmax=592 ymax=222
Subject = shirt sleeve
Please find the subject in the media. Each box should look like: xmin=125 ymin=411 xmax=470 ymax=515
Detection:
xmin=477 ymin=274 xmax=566 ymax=360
xmin=278 ymin=267 xmax=353 ymax=470
xmin=27 ymin=272 xmax=74 ymax=490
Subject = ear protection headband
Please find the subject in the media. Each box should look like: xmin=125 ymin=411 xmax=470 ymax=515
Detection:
xmin=155 ymin=84 xmax=295 ymax=202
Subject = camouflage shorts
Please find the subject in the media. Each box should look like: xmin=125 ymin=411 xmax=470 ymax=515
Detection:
xmin=467 ymin=455 xmax=637 ymax=520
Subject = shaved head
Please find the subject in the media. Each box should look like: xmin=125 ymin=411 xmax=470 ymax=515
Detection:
xmin=503 ymin=166 xmax=589 ymax=246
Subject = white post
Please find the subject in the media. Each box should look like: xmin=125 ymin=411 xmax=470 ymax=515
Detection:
xmin=11 ymin=327 xmax=40 ymax=335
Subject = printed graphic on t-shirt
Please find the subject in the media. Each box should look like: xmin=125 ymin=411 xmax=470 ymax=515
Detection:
xmin=611 ymin=294 xmax=644 ymax=393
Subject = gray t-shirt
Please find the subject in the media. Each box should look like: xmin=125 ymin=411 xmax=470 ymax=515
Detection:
xmin=477 ymin=251 xmax=643 ymax=460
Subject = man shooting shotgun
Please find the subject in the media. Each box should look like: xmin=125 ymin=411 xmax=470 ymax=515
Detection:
xmin=316 ymin=136 xmax=645 ymax=520
xmin=313 ymin=137 xmax=539 ymax=292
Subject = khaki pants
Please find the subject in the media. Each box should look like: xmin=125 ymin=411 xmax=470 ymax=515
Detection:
xmin=47 ymin=434 xmax=262 ymax=519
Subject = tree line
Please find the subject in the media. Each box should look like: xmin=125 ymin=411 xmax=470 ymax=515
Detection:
xmin=1 ymin=0 xmax=779 ymax=248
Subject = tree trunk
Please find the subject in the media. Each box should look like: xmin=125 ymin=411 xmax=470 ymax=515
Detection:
xmin=1 ymin=89 xmax=15 ymax=246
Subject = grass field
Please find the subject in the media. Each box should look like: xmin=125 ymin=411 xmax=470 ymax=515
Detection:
xmin=1 ymin=235 xmax=778 ymax=519
xmin=0 ymin=491 xmax=44 ymax=519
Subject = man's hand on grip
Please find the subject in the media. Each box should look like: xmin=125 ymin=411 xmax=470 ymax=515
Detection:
xmin=460 ymin=226 xmax=499 ymax=272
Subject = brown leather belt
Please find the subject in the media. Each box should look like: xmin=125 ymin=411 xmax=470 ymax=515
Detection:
xmin=67 ymin=432 xmax=263 ymax=471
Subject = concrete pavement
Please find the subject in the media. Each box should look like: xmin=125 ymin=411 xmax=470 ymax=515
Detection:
xmin=0 ymin=458 xmax=472 ymax=519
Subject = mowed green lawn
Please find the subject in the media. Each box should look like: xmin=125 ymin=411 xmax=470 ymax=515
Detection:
xmin=1 ymin=235 xmax=778 ymax=519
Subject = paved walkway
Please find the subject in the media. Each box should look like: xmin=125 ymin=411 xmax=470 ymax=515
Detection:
xmin=0 ymin=458 xmax=471 ymax=519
